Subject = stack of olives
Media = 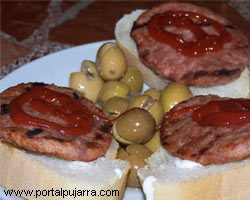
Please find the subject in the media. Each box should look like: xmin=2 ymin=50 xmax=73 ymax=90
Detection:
xmin=69 ymin=42 xmax=193 ymax=188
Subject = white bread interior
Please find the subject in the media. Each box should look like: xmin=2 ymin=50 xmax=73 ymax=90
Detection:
xmin=0 ymin=138 xmax=130 ymax=200
xmin=138 ymin=147 xmax=250 ymax=200
xmin=115 ymin=10 xmax=250 ymax=98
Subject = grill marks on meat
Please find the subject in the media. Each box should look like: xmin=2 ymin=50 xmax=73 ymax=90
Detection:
xmin=160 ymin=95 xmax=250 ymax=165
xmin=26 ymin=128 xmax=43 ymax=138
xmin=131 ymin=2 xmax=250 ymax=87
xmin=0 ymin=83 xmax=112 ymax=162
xmin=224 ymin=24 xmax=235 ymax=29
xmin=182 ymin=68 xmax=241 ymax=83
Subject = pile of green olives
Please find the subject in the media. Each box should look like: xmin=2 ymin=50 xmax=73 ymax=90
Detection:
xmin=69 ymin=42 xmax=194 ymax=188
xmin=70 ymin=42 xmax=144 ymax=105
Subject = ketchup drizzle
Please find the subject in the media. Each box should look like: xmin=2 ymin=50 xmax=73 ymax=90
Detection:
xmin=148 ymin=11 xmax=231 ymax=57
xmin=192 ymin=99 xmax=250 ymax=127
xmin=9 ymin=87 xmax=93 ymax=136
xmin=167 ymin=98 xmax=250 ymax=127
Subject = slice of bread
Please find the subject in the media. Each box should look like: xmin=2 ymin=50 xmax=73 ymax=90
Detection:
xmin=138 ymin=147 xmax=250 ymax=200
xmin=115 ymin=10 xmax=250 ymax=98
xmin=0 ymin=138 xmax=130 ymax=200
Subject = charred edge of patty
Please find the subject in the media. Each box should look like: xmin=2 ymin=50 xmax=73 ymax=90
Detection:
xmin=100 ymin=123 xmax=111 ymax=134
xmin=193 ymin=71 xmax=209 ymax=79
xmin=131 ymin=22 xmax=147 ymax=32
xmin=25 ymin=87 xmax=31 ymax=91
xmin=26 ymin=128 xmax=43 ymax=138
xmin=182 ymin=68 xmax=241 ymax=80
xmin=73 ymin=92 xmax=80 ymax=99
xmin=32 ymin=82 xmax=48 ymax=87
xmin=25 ymin=82 xmax=47 ymax=91
xmin=224 ymin=24 xmax=235 ymax=29
xmin=0 ymin=104 xmax=9 ymax=115
xmin=211 ymin=68 xmax=241 ymax=76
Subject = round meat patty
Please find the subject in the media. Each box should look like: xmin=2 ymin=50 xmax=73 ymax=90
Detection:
xmin=160 ymin=95 xmax=250 ymax=165
xmin=0 ymin=82 xmax=112 ymax=162
xmin=131 ymin=2 xmax=250 ymax=87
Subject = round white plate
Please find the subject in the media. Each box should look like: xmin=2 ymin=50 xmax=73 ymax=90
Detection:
xmin=0 ymin=40 xmax=145 ymax=200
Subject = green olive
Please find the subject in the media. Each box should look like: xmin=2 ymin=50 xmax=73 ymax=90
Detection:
xmin=126 ymin=144 xmax=152 ymax=159
xmin=96 ymin=42 xmax=117 ymax=59
xmin=98 ymin=81 xmax=130 ymax=105
xmin=148 ymin=100 xmax=164 ymax=126
xmin=96 ymin=42 xmax=127 ymax=81
xmin=160 ymin=82 xmax=193 ymax=113
xmin=102 ymin=97 xmax=129 ymax=120
xmin=112 ymin=108 xmax=155 ymax=144
xmin=118 ymin=144 xmax=152 ymax=188
xmin=125 ymin=154 xmax=144 ymax=188
xmin=69 ymin=70 xmax=104 ymax=103
xmin=129 ymin=95 xmax=153 ymax=110
xmin=145 ymin=130 xmax=161 ymax=153
xmin=80 ymin=60 xmax=99 ymax=75
xmin=120 ymin=66 xmax=143 ymax=95
xmin=129 ymin=95 xmax=164 ymax=126
xmin=144 ymin=88 xmax=161 ymax=100
xmin=117 ymin=148 xmax=129 ymax=160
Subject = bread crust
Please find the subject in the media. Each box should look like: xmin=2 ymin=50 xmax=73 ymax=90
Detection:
xmin=142 ymin=165 xmax=250 ymax=200
xmin=138 ymin=147 xmax=250 ymax=200
xmin=0 ymin=141 xmax=129 ymax=200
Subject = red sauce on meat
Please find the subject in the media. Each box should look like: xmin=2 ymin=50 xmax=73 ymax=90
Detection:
xmin=192 ymin=99 xmax=250 ymax=127
xmin=147 ymin=11 xmax=231 ymax=57
xmin=167 ymin=99 xmax=250 ymax=127
xmin=9 ymin=86 xmax=93 ymax=136
xmin=167 ymin=105 xmax=201 ymax=118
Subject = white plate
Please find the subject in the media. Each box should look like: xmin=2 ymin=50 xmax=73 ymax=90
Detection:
xmin=0 ymin=40 xmax=145 ymax=200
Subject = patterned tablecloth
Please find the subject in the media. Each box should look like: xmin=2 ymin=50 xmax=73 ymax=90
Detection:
xmin=1 ymin=0 xmax=249 ymax=79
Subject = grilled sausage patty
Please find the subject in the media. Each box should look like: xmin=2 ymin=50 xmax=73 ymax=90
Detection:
xmin=131 ymin=2 xmax=250 ymax=87
xmin=0 ymin=82 xmax=112 ymax=161
xmin=160 ymin=95 xmax=250 ymax=165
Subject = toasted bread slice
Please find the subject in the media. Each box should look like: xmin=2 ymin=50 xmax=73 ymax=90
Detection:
xmin=0 ymin=138 xmax=130 ymax=200
xmin=138 ymin=147 xmax=250 ymax=200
